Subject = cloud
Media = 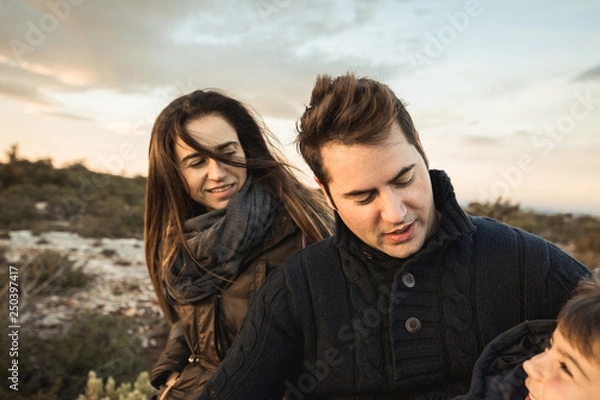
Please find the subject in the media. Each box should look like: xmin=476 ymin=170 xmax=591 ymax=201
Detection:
xmin=483 ymin=78 xmax=528 ymax=98
xmin=37 ymin=110 xmax=91 ymax=121
xmin=461 ymin=135 xmax=504 ymax=147
xmin=0 ymin=0 xmax=423 ymax=120
xmin=0 ymin=78 xmax=56 ymax=106
xmin=573 ymin=64 xmax=600 ymax=81
xmin=0 ymin=59 xmax=74 ymax=105
xmin=0 ymin=61 xmax=92 ymax=117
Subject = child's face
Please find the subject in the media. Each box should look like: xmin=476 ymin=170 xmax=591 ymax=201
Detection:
xmin=523 ymin=327 xmax=600 ymax=400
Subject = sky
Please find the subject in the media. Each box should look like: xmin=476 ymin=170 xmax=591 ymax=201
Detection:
xmin=1 ymin=0 xmax=599 ymax=215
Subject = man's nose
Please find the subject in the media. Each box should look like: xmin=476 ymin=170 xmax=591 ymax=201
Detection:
xmin=380 ymin=188 xmax=407 ymax=223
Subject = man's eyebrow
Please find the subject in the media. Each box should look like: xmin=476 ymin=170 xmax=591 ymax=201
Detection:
xmin=180 ymin=141 xmax=238 ymax=164
xmin=341 ymin=164 xmax=416 ymax=198
xmin=557 ymin=347 xmax=590 ymax=381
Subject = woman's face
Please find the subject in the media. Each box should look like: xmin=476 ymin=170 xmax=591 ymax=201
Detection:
xmin=175 ymin=114 xmax=247 ymax=211
xmin=523 ymin=327 xmax=600 ymax=400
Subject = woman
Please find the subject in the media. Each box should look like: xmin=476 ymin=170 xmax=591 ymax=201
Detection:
xmin=145 ymin=89 xmax=333 ymax=399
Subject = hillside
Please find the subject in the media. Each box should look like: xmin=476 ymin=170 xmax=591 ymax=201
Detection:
xmin=0 ymin=145 xmax=145 ymax=239
xmin=465 ymin=200 xmax=600 ymax=270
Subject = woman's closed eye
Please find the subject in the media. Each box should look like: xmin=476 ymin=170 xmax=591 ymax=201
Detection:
xmin=187 ymin=149 xmax=236 ymax=167
xmin=189 ymin=157 xmax=207 ymax=168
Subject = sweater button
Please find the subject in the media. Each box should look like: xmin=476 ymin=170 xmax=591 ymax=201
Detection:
xmin=401 ymin=272 xmax=415 ymax=288
xmin=405 ymin=317 xmax=422 ymax=334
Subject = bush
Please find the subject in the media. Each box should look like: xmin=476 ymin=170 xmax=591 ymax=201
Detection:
xmin=0 ymin=187 xmax=36 ymax=229
xmin=0 ymin=146 xmax=145 ymax=238
xmin=1 ymin=250 xmax=91 ymax=311
xmin=0 ymin=312 xmax=150 ymax=400
xmin=77 ymin=371 xmax=156 ymax=400
xmin=466 ymin=199 xmax=600 ymax=269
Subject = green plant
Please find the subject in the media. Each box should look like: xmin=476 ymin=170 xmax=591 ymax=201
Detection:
xmin=0 ymin=312 xmax=150 ymax=400
xmin=466 ymin=200 xmax=600 ymax=269
xmin=0 ymin=249 xmax=90 ymax=315
xmin=0 ymin=146 xmax=146 ymax=238
xmin=21 ymin=250 xmax=90 ymax=306
xmin=77 ymin=370 xmax=156 ymax=400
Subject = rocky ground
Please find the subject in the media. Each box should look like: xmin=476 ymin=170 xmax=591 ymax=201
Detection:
xmin=1 ymin=230 xmax=168 ymax=366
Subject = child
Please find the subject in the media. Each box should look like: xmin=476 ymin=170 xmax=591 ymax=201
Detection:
xmin=523 ymin=272 xmax=600 ymax=400
xmin=454 ymin=271 xmax=600 ymax=400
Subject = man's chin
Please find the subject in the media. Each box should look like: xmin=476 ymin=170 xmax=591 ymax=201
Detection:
xmin=378 ymin=242 xmax=419 ymax=259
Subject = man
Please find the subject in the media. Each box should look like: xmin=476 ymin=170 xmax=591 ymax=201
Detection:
xmin=197 ymin=73 xmax=590 ymax=399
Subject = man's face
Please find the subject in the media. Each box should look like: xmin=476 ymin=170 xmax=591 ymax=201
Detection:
xmin=317 ymin=122 xmax=439 ymax=259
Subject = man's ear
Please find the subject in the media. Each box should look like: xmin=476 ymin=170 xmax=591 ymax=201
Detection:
xmin=415 ymin=130 xmax=430 ymax=167
xmin=314 ymin=176 xmax=335 ymax=210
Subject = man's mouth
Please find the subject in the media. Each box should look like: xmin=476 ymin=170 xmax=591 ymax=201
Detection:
xmin=383 ymin=222 xmax=415 ymax=244
xmin=388 ymin=224 xmax=412 ymax=235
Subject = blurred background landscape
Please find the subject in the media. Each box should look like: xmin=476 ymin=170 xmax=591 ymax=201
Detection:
xmin=0 ymin=146 xmax=161 ymax=400
xmin=0 ymin=145 xmax=598 ymax=399
xmin=1 ymin=0 xmax=600 ymax=216
xmin=1 ymin=0 xmax=600 ymax=398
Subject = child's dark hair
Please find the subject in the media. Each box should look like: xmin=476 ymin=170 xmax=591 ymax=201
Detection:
xmin=557 ymin=269 xmax=600 ymax=364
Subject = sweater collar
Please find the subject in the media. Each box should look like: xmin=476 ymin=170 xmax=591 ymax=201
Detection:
xmin=334 ymin=169 xmax=476 ymax=264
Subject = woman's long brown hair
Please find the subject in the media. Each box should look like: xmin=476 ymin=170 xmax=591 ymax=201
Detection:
xmin=145 ymin=89 xmax=333 ymax=322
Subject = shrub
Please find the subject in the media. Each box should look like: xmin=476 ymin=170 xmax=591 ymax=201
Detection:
xmin=0 ymin=249 xmax=90 ymax=316
xmin=77 ymin=371 xmax=156 ymax=400
xmin=0 ymin=147 xmax=145 ymax=238
xmin=466 ymin=200 xmax=600 ymax=269
xmin=18 ymin=250 xmax=90 ymax=308
xmin=0 ymin=312 xmax=150 ymax=400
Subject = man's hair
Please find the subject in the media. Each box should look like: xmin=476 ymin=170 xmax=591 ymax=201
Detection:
xmin=296 ymin=73 xmax=426 ymax=189
xmin=557 ymin=270 xmax=600 ymax=364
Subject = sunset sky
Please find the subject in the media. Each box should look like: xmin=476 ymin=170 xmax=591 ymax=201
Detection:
xmin=1 ymin=0 xmax=599 ymax=215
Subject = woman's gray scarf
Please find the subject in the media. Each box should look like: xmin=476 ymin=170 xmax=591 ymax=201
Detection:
xmin=165 ymin=176 xmax=277 ymax=304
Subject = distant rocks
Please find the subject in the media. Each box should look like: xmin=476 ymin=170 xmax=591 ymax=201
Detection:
xmin=1 ymin=230 xmax=167 ymax=350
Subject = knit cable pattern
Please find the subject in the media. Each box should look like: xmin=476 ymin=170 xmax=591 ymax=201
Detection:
xmin=339 ymin=247 xmax=387 ymax=389
xmin=440 ymin=237 xmax=478 ymax=376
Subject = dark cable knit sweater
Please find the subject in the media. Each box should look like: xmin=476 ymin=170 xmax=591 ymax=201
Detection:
xmin=197 ymin=170 xmax=590 ymax=400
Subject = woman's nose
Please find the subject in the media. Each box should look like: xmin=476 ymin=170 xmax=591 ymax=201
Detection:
xmin=207 ymin=159 xmax=227 ymax=180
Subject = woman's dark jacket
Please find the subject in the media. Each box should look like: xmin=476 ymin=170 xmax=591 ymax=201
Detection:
xmin=150 ymin=209 xmax=304 ymax=399
xmin=452 ymin=319 xmax=555 ymax=400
